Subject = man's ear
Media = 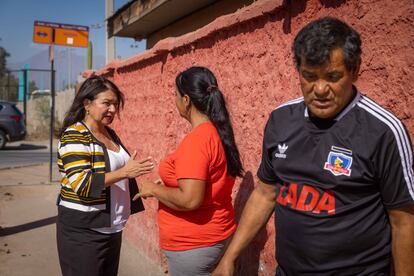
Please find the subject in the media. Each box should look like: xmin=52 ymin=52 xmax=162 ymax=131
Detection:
xmin=352 ymin=57 xmax=361 ymax=82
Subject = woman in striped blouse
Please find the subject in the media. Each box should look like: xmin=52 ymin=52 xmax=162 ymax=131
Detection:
xmin=56 ymin=75 xmax=154 ymax=276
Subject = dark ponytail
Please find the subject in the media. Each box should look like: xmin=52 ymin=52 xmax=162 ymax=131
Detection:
xmin=59 ymin=75 xmax=124 ymax=137
xmin=176 ymin=66 xmax=243 ymax=177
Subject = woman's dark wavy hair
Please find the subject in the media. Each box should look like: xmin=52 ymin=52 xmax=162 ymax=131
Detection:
xmin=293 ymin=17 xmax=362 ymax=72
xmin=176 ymin=66 xmax=243 ymax=177
xmin=59 ymin=75 xmax=124 ymax=137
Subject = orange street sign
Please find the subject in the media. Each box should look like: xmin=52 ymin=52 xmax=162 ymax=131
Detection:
xmin=54 ymin=28 xmax=88 ymax=48
xmin=33 ymin=25 xmax=53 ymax=44
xmin=33 ymin=21 xmax=89 ymax=48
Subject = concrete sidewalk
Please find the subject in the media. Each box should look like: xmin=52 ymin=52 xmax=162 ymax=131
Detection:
xmin=0 ymin=164 xmax=165 ymax=276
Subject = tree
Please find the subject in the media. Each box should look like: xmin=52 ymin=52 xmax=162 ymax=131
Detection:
xmin=0 ymin=47 xmax=39 ymax=102
xmin=0 ymin=73 xmax=18 ymax=101
xmin=0 ymin=47 xmax=15 ymax=100
xmin=0 ymin=46 xmax=10 ymax=79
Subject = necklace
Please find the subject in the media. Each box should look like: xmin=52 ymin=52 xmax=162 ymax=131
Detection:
xmin=82 ymin=121 xmax=119 ymax=152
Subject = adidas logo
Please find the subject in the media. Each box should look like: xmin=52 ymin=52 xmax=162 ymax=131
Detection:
xmin=275 ymin=143 xmax=288 ymax=159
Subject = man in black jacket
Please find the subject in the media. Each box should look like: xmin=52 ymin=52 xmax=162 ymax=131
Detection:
xmin=213 ymin=17 xmax=414 ymax=276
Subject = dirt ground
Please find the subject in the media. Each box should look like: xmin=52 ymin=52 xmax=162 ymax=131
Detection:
xmin=0 ymin=163 xmax=165 ymax=276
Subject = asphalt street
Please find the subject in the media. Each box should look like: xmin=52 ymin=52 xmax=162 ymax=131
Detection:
xmin=0 ymin=141 xmax=57 ymax=170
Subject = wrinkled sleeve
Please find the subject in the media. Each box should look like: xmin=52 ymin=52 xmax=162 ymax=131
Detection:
xmin=375 ymin=125 xmax=414 ymax=209
xmin=58 ymin=130 xmax=105 ymax=198
xmin=175 ymin=132 xmax=210 ymax=181
xmin=257 ymin=113 xmax=281 ymax=185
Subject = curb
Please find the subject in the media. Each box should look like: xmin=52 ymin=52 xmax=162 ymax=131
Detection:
xmin=0 ymin=162 xmax=48 ymax=171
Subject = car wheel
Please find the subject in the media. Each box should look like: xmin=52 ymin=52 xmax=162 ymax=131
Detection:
xmin=0 ymin=129 xmax=6 ymax=149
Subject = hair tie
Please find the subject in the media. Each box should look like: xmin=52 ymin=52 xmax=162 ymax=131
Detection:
xmin=207 ymin=85 xmax=217 ymax=93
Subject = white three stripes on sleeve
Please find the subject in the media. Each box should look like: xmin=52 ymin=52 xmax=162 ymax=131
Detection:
xmin=358 ymin=96 xmax=414 ymax=200
xmin=273 ymin=97 xmax=304 ymax=111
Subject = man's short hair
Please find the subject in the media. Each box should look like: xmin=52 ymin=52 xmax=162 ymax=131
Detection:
xmin=292 ymin=17 xmax=362 ymax=72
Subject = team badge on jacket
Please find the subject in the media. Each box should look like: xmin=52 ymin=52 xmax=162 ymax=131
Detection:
xmin=324 ymin=146 xmax=353 ymax=176
xmin=275 ymin=143 xmax=288 ymax=159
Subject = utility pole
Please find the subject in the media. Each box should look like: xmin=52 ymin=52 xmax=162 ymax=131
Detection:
xmin=68 ymin=48 xmax=71 ymax=88
xmin=105 ymin=0 xmax=115 ymax=64
xmin=49 ymin=44 xmax=56 ymax=183
xmin=23 ymin=69 xmax=27 ymax=126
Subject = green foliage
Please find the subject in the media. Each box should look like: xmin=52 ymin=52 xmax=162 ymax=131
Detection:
xmin=0 ymin=46 xmax=39 ymax=102
xmin=0 ymin=72 xmax=18 ymax=102
xmin=0 ymin=47 xmax=10 ymax=79
xmin=0 ymin=47 xmax=17 ymax=101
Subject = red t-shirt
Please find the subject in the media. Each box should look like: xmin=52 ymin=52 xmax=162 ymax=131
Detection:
xmin=158 ymin=121 xmax=236 ymax=250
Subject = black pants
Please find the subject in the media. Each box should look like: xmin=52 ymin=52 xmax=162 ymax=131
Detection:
xmin=56 ymin=221 xmax=122 ymax=276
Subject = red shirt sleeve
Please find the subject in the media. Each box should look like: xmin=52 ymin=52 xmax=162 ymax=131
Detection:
xmin=175 ymin=127 xmax=211 ymax=180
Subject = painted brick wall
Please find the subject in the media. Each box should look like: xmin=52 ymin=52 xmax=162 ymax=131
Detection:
xmin=89 ymin=0 xmax=414 ymax=274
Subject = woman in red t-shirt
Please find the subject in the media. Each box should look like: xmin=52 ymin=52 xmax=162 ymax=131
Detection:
xmin=137 ymin=66 xmax=243 ymax=275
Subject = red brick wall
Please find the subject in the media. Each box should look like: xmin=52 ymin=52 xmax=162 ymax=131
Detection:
xmin=90 ymin=0 xmax=414 ymax=274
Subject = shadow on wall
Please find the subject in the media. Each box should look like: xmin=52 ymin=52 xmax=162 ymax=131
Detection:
xmin=281 ymin=0 xmax=347 ymax=33
xmin=319 ymin=0 xmax=347 ymax=8
xmin=116 ymin=54 xmax=169 ymax=75
xmin=169 ymin=0 xmax=307 ymax=58
xmin=281 ymin=0 xmax=307 ymax=33
xmin=233 ymin=171 xmax=269 ymax=276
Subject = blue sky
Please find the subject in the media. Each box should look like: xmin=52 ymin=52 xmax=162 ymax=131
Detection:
xmin=0 ymin=0 xmax=146 ymax=67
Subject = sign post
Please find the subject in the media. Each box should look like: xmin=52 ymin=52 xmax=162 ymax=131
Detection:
xmin=49 ymin=45 xmax=55 ymax=182
xmin=33 ymin=20 xmax=89 ymax=182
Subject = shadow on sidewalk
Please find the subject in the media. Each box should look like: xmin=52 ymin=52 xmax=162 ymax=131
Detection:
xmin=0 ymin=216 xmax=57 ymax=236
xmin=3 ymin=144 xmax=47 ymax=151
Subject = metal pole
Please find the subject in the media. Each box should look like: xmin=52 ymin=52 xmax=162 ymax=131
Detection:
xmin=49 ymin=45 xmax=56 ymax=183
xmin=23 ymin=69 xmax=27 ymax=126
xmin=7 ymin=71 xmax=10 ymax=101
xmin=68 ymin=49 xmax=71 ymax=88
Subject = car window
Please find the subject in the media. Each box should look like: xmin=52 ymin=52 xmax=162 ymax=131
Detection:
xmin=11 ymin=105 xmax=23 ymax=115
xmin=0 ymin=105 xmax=3 ymax=112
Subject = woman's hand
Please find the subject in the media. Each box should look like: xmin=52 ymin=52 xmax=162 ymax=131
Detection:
xmin=133 ymin=179 xmax=163 ymax=200
xmin=121 ymin=151 xmax=154 ymax=178
xmin=134 ymin=178 xmax=206 ymax=211
xmin=212 ymin=258 xmax=235 ymax=276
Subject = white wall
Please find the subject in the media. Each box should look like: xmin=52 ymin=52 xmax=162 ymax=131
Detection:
xmin=17 ymin=88 xmax=75 ymax=139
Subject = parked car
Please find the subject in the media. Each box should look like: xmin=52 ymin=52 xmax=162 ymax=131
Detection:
xmin=0 ymin=101 xmax=26 ymax=149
